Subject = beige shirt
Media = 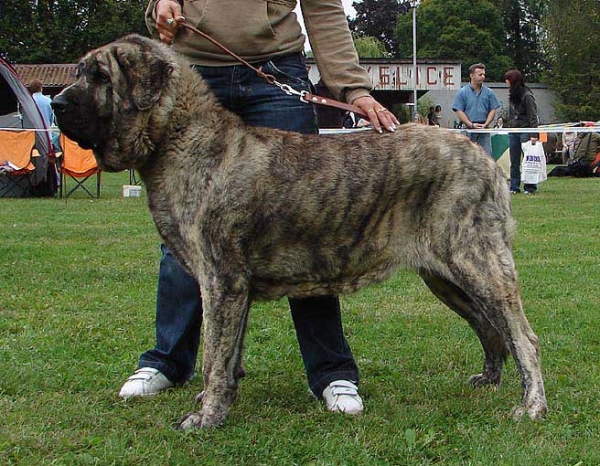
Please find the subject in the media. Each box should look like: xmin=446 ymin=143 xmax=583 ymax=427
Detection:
xmin=145 ymin=0 xmax=372 ymax=103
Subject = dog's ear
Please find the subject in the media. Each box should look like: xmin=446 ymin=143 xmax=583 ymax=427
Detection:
xmin=115 ymin=47 xmax=173 ymax=111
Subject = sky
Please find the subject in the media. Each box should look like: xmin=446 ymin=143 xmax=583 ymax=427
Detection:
xmin=341 ymin=0 xmax=358 ymax=17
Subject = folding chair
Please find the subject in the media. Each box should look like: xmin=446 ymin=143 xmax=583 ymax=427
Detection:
xmin=0 ymin=130 xmax=36 ymax=197
xmin=128 ymin=168 xmax=141 ymax=185
xmin=59 ymin=134 xmax=101 ymax=198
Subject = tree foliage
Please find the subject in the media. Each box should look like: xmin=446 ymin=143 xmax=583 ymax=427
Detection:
xmin=349 ymin=0 xmax=599 ymax=120
xmin=2 ymin=0 xmax=599 ymax=121
xmin=0 ymin=0 xmax=148 ymax=64
xmin=543 ymin=0 xmax=600 ymax=121
xmin=349 ymin=0 xmax=403 ymax=56
xmin=352 ymin=35 xmax=389 ymax=58
xmin=394 ymin=0 xmax=513 ymax=82
xmin=496 ymin=0 xmax=546 ymax=81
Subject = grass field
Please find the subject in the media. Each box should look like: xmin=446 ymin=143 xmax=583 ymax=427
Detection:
xmin=1 ymin=170 xmax=599 ymax=465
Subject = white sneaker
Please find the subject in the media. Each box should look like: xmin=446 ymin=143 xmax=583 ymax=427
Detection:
xmin=322 ymin=380 xmax=364 ymax=415
xmin=119 ymin=367 xmax=174 ymax=399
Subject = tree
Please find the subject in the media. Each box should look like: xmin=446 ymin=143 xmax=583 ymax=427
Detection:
xmin=496 ymin=0 xmax=546 ymax=81
xmin=0 ymin=0 xmax=35 ymax=62
xmin=394 ymin=0 xmax=513 ymax=82
xmin=0 ymin=0 xmax=148 ymax=64
xmin=543 ymin=0 xmax=600 ymax=121
xmin=349 ymin=0 xmax=403 ymax=56
xmin=353 ymin=35 xmax=389 ymax=58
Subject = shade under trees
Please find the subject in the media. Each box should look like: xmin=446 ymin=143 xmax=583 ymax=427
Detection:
xmin=543 ymin=0 xmax=600 ymax=121
xmin=496 ymin=0 xmax=546 ymax=82
xmin=0 ymin=0 xmax=147 ymax=64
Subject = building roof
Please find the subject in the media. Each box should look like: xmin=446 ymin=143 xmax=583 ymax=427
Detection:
xmin=13 ymin=64 xmax=76 ymax=88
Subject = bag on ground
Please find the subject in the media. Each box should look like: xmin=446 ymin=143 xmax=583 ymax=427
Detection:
xmin=522 ymin=141 xmax=547 ymax=184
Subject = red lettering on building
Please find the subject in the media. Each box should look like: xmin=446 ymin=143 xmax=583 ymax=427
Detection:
xmin=379 ymin=66 xmax=390 ymax=86
xmin=443 ymin=67 xmax=455 ymax=87
xmin=426 ymin=66 xmax=438 ymax=86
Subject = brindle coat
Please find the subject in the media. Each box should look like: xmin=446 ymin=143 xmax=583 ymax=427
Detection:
xmin=52 ymin=34 xmax=547 ymax=428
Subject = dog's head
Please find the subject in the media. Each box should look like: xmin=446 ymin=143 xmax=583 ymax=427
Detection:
xmin=52 ymin=34 xmax=176 ymax=172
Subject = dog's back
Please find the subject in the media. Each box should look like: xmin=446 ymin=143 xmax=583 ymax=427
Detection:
xmin=189 ymin=122 xmax=513 ymax=300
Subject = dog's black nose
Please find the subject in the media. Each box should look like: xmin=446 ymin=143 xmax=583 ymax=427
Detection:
xmin=51 ymin=94 xmax=68 ymax=113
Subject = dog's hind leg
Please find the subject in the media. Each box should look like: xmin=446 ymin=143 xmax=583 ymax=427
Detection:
xmin=430 ymin=249 xmax=547 ymax=420
xmin=419 ymin=271 xmax=509 ymax=387
xmin=178 ymin=277 xmax=251 ymax=430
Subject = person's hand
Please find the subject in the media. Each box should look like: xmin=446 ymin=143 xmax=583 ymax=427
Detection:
xmin=155 ymin=0 xmax=185 ymax=45
xmin=472 ymin=123 xmax=486 ymax=129
xmin=352 ymin=96 xmax=399 ymax=133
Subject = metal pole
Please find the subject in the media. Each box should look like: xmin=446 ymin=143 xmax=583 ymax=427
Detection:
xmin=412 ymin=2 xmax=417 ymax=119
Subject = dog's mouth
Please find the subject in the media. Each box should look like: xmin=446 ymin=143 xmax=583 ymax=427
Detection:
xmin=53 ymin=117 xmax=115 ymax=173
xmin=52 ymin=92 xmax=107 ymax=152
xmin=62 ymin=127 xmax=94 ymax=150
xmin=57 ymin=122 xmax=102 ymax=151
xmin=53 ymin=107 xmax=108 ymax=153
xmin=74 ymin=137 xmax=95 ymax=151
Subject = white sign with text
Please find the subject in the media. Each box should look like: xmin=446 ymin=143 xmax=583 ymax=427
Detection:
xmin=308 ymin=63 xmax=461 ymax=91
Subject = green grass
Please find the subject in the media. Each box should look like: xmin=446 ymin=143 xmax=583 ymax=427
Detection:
xmin=1 ymin=171 xmax=599 ymax=465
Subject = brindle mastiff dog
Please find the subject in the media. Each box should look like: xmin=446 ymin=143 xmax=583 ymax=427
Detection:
xmin=52 ymin=34 xmax=547 ymax=429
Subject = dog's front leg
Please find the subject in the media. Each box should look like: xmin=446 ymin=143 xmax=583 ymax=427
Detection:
xmin=178 ymin=276 xmax=250 ymax=430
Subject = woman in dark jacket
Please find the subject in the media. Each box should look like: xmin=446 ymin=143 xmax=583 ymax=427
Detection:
xmin=505 ymin=69 xmax=539 ymax=194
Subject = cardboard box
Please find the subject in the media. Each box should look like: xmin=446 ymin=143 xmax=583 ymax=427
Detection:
xmin=122 ymin=185 xmax=142 ymax=198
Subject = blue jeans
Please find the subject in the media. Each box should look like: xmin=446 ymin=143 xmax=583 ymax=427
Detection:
xmin=468 ymin=131 xmax=492 ymax=157
xmin=509 ymin=133 xmax=537 ymax=192
xmin=138 ymin=53 xmax=359 ymax=397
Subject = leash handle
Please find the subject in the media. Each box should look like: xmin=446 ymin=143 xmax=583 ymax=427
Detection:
xmin=302 ymin=93 xmax=369 ymax=119
xmin=177 ymin=22 xmax=369 ymax=120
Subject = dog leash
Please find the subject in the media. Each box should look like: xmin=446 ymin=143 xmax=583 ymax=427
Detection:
xmin=172 ymin=20 xmax=370 ymax=119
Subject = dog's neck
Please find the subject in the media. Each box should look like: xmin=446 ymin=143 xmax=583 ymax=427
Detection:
xmin=138 ymin=59 xmax=243 ymax=186
xmin=158 ymin=61 xmax=239 ymax=142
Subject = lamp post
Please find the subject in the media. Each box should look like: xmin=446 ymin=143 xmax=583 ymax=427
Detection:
xmin=400 ymin=1 xmax=419 ymax=120
xmin=411 ymin=1 xmax=418 ymax=120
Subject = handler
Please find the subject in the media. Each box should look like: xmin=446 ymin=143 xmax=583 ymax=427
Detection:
xmin=119 ymin=0 xmax=399 ymax=415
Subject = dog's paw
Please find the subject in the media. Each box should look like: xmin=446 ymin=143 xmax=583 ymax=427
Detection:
xmin=467 ymin=372 xmax=500 ymax=388
xmin=176 ymin=412 xmax=203 ymax=430
xmin=176 ymin=409 xmax=228 ymax=430
xmin=512 ymin=401 xmax=547 ymax=421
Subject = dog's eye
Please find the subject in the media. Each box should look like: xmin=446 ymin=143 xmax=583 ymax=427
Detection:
xmin=94 ymin=71 xmax=111 ymax=84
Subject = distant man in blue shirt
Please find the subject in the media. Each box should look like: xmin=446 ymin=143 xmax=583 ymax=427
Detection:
xmin=452 ymin=63 xmax=501 ymax=156
xmin=29 ymin=79 xmax=54 ymax=128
